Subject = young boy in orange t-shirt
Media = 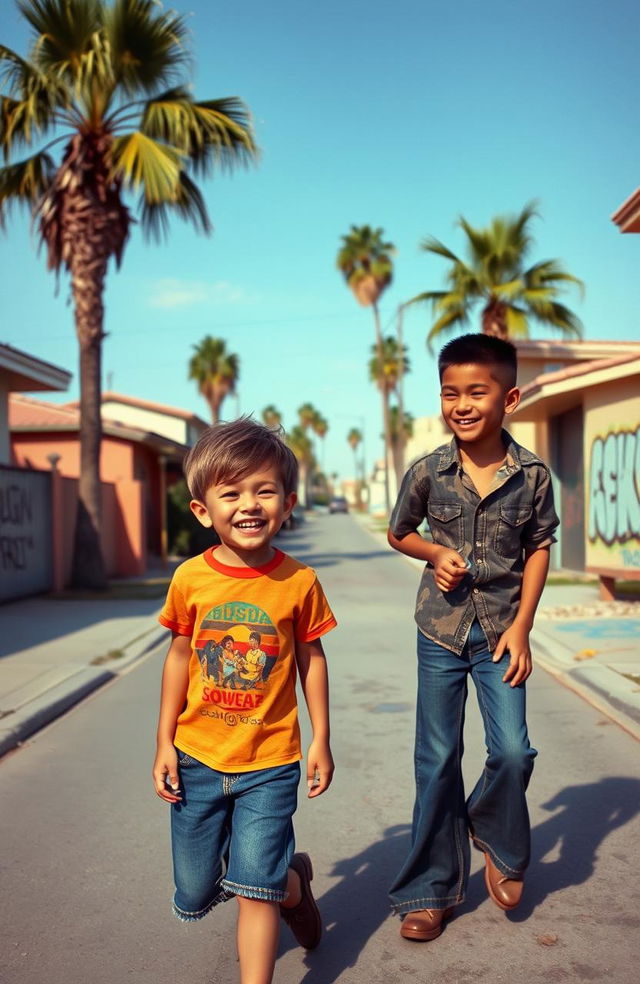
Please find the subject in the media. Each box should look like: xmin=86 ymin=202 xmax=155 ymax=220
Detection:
xmin=152 ymin=418 xmax=336 ymax=983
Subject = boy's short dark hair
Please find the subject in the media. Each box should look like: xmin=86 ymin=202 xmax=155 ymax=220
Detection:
xmin=184 ymin=417 xmax=299 ymax=501
xmin=249 ymin=632 xmax=261 ymax=644
xmin=438 ymin=333 xmax=518 ymax=389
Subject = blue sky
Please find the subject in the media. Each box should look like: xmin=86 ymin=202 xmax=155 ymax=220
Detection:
xmin=1 ymin=0 xmax=639 ymax=479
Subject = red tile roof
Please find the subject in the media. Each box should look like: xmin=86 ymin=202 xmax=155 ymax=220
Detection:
xmin=9 ymin=394 xmax=187 ymax=455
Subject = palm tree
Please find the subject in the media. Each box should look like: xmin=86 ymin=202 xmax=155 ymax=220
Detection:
xmin=406 ymin=203 xmax=583 ymax=350
xmin=287 ymin=424 xmax=314 ymax=509
xmin=311 ymin=412 xmax=328 ymax=469
xmin=346 ymin=426 xmax=363 ymax=509
xmin=389 ymin=407 xmax=414 ymax=492
xmin=337 ymin=224 xmax=395 ymax=512
xmin=262 ymin=404 xmax=282 ymax=430
xmin=189 ymin=336 xmax=239 ymax=423
xmin=368 ymin=335 xmax=410 ymax=492
xmin=297 ymin=402 xmax=317 ymax=433
xmin=0 ymin=0 xmax=256 ymax=588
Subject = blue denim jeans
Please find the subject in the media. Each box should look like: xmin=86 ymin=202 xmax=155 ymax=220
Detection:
xmin=171 ymin=752 xmax=300 ymax=921
xmin=389 ymin=621 xmax=537 ymax=914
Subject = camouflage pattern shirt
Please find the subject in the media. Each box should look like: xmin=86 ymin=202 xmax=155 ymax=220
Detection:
xmin=390 ymin=431 xmax=559 ymax=655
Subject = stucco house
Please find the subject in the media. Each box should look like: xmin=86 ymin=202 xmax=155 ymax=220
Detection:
xmin=9 ymin=394 xmax=192 ymax=591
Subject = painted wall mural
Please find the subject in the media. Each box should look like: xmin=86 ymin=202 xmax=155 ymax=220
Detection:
xmin=587 ymin=427 xmax=640 ymax=570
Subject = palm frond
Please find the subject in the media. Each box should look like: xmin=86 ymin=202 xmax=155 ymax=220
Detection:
xmin=0 ymin=150 xmax=55 ymax=223
xmin=419 ymin=235 xmax=461 ymax=264
xmin=524 ymin=259 xmax=585 ymax=298
xmin=457 ymin=217 xmax=492 ymax=265
xmin=140 ymin=169 xmax=211 ymax=241
xmin=141 ymin=93 xmax=256 ymax=173
xmin=525 ymin=298 xmax=583 ymax=337
xmin=404 ymin=289 xmax=449 ymax=308
xmin=504 ymin=305 xmax=529 ymax=339
xmin=0 ymin=45 xmax=69 ymax=154
xmin=111 ymin=130 xmax=182 ymax=201
xmin=18 ymin=0 xmax=102 ymax=76
xmin=492 ymin=278 xmax=524 ymax=301
xmin=426 ymin=306 xmax=469 ymax=351
xmin=188 ymin=98 xmax=256 ymax=172
xmin=104 ymin=0 xmax=190 ymax=95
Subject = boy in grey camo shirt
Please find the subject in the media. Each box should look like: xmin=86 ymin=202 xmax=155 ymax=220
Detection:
xmin=388 ymin=334 xmax=558 ymax=942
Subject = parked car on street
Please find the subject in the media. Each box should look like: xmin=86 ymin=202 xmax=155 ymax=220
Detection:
xmin=328 ymin=495 xmax=349 ymax=514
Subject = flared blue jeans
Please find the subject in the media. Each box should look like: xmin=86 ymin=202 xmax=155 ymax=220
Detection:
xmin=389 ymin=621 xmax=537 ymax=914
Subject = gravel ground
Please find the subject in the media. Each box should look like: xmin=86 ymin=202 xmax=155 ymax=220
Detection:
xmin=537 ymin=600 xmax=640 ymax=619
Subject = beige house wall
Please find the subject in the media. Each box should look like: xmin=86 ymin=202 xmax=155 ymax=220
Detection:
xmin=101 ymin=400 xmax=187 ymax=445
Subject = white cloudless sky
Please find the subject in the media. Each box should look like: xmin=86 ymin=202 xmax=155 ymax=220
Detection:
xmin=1 ymin=0 xmax=639 ymax=479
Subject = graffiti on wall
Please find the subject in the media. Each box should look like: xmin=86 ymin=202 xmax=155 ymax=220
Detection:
xmin=588 ymin=428 xmax=640 ymax=554
xmin=0 ymin=483 xmax=34 ymax=569
xmin=0 ymin=467 xmax=52 ymax=601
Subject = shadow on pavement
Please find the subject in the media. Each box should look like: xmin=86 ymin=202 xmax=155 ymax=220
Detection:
xmin=279 ymin=777 xmax=640 ymax=977
xmin=509 ymin=775 xmax=640 ymax=921
xmin=0 ymin=595 xmax=163 ymax=658
xmin=278 ymin=824 xmax=410 ymax=982
xmin=277 ymin=524 xmax=393 ymax=569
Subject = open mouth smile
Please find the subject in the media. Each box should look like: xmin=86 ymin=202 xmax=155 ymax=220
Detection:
xmin=234 ymin=519 xmax=266 ymax=531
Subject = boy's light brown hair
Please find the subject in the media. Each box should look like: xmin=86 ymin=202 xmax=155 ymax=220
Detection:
xmin=184 ymin=417 xmax=299 ymax=502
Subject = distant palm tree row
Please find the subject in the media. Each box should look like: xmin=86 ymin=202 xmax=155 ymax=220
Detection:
xmin=336 ymin=205 xmax=583 ymax=512
xmin=261 ymin=402 xmax=329 ymax=509
xmin=186 ymin=345 xmax=331 ymax=507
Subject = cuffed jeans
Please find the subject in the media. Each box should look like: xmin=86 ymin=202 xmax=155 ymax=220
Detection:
xmin=389 ymin=621 xmax=537 ymax=914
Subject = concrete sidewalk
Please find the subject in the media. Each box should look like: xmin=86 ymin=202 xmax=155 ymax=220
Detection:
xmin=0 ymin=591 xmax=169 ymax=757
xmin=532 ymin=588 xmax=640 ymax=740
xmin=353 ymin=512 xmax=640 ymax=741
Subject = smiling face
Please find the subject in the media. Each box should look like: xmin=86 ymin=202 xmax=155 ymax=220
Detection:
xmin=440 ymin=362 xmax=520 ymax=449
xmin=189 ymin=462 xmax=296 ymax=567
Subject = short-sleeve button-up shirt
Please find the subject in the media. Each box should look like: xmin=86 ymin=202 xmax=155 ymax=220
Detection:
xmin=390 ymin=430 xmax=559 ymax=654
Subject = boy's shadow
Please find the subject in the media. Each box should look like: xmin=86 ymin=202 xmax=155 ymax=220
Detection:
xmin=279 ymin=777 xmax=639 ymax=977
xmin=278 ymin=824 xmax=410 ymax=983
xmin=503 ymin=775 xmax=640 ymax=922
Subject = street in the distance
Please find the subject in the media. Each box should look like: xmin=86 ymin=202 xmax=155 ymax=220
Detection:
xmin=1 ymin=513 xmax=639 ymax=984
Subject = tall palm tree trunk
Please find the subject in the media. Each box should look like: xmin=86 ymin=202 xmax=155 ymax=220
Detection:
xmin=73 ymin=332 xmax=106 ymax=588
xmin=481 ymin=299 xmax=509 ymax=339
xmin=395 ymin=305 xmax=406 ymax=492
xmin=352 ymin=448 xmax=361 ymax=508
xmin=373 ymin=302 xmax=391 ymax=513
xmin=52 ymin=134 xmax=128 ymax=589
xmin=70 ymin=253 xmax=109 ymax=589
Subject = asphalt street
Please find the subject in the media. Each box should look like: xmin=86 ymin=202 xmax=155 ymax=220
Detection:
xmin=2 ymin=514 xmax=639 ymax=984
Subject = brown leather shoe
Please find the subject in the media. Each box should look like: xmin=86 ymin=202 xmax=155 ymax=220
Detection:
xmin=483 ymin=853 xmax=523 ymax=910
xmin=280 ymin=853 xmax=322 ymax=950
xmin=400 ymin=907 xmax=454 ymax=941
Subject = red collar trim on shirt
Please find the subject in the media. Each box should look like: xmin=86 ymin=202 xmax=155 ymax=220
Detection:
xmin=204 ymin=546 xmax=286 ymax=578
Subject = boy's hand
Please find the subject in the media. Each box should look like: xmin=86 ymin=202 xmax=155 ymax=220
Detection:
xmin=306 ymin=739 xmax=334 ymax=798
xmin=492 ymin=620 xmax=532 ymax=687
xmin=153 ymin=743 xmax=182 ymax=802
xmin=433 ymin=547 xmax=468 ymax=592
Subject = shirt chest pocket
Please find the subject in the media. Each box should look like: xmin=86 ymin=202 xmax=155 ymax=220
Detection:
xmin=427 ymin=501 xmax=464 ymax=552
xmin=494 ymin=504 xmax=532 ymax=558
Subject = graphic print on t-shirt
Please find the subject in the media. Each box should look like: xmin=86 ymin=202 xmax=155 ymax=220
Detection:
xmin=194 ymin=601 xmax=279 ymax=711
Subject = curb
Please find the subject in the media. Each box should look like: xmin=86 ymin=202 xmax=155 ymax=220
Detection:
xmin=531 ymin=627 xmax=640 ymax=743
xmin=0 ymin=623 xmax=169 ymax=759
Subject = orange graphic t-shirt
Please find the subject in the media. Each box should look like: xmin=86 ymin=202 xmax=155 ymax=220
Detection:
xmin=159 ymin=547 xmax=337 ymax=773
